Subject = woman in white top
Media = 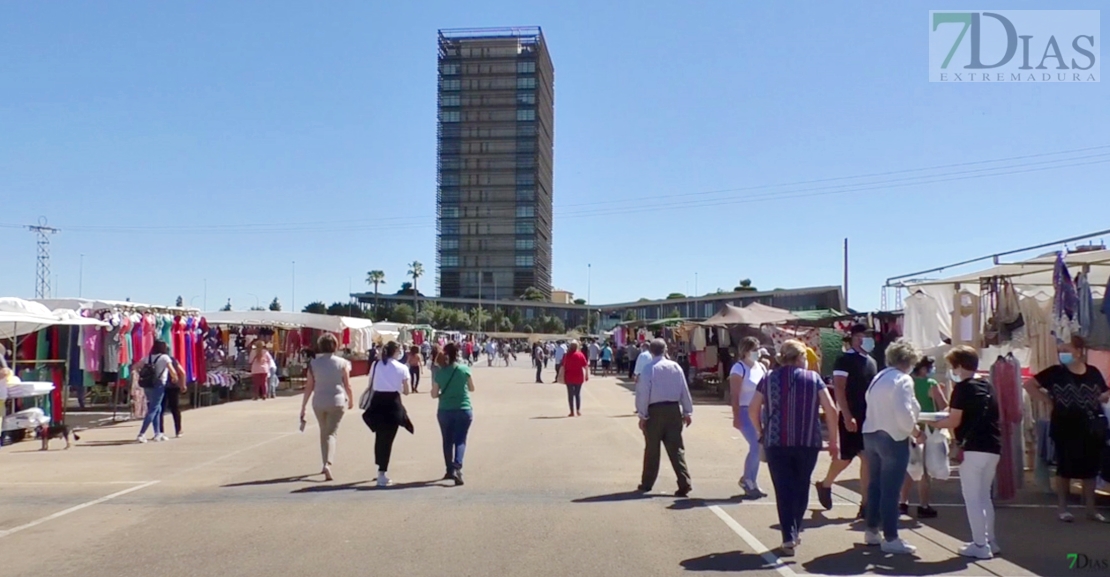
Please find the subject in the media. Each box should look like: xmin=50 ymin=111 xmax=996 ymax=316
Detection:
xmin=861 ymin=340 xmax=924 ymax=555
xmin=363 ymin=341 xmax=412 ymax=487
xmin=300 ymin=334 xmax=354 ymax=481
xmin=729 ymin=336 xmax=767 ymax=498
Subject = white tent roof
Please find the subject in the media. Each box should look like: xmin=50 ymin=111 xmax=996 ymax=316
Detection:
xmin=34 ymin=298 xmax=199 ymax=314
xmin=202 ymin=310 xmax=374 ymax=333
xmin=0 ymin=297 xmax=110 ymax=339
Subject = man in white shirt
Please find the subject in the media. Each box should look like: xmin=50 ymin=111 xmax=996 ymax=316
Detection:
xmin=587 ymin=340 xmax=601 ymax=374
xmin=553 ymin=341 xmax=567 ymax=377
xmin=633 ymin=343 xmax=652 ymax=382
xmin=635 ymin=339 xmax=694 ymax=496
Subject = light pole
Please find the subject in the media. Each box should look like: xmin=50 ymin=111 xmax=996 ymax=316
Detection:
xmin=247 ymin=293 xmax=260 ymax=309
xmin=78 ymin=254 xmax=84 ymax=297
xmin=203 ymin=278 xmax=207 ymax=311
xmin=587 ymin=263 xmax=592 ymax=335
xmin=292 ymin=261 xmax=296 ymax=312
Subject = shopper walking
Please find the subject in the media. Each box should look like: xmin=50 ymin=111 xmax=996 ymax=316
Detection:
xmin=1024 ymin=336 xmax=1110 ymax=523
xmin=901 ymin=356 xmax=946 ymax=518
xmin=587 ymin=339 xmax=601 ymax=374
xmin=600 ymin=342 xmax=613 ymax=375
xmin=816 ymin=323 xmax=878 ymax=519
xmin=250 ymin=341 xmax=275 ymax=401
xmin=635 ymin=339 xmax=694 ymax=497
xmin=730 ymin=336 xmax=768 ymax=498
xmin=158 ymin=356 xmax=187 ymax=438
xmin=363 ymin=341 xmax=413 ymax=487
xmin=553 ymin=340 xmax=567 ymax=377
xmin=299 ymin=334 xmax=354 ymax=481
xmin=532 ymin=342 xmax=546 ymax=383
xmin=861 ymin=340 xmax=923 ymax=555
xmin=933 ymin=346 xmax=1003 ymax=559
xmin=432 ymin=342 xmax=475 ymax=486
xmin=748 ymin=339 xmax=839 ymax=556
xmin=136 ymin=340 xmax=183 ymax=443
xmin=558 ymin=341 xmax=588 ymax=417
xmin=626 ymin=342 xmax=640 ymax=380
xmin=407 ymin=345 xmax=424 ymax=393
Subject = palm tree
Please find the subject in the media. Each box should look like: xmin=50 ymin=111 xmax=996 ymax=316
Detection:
xmin=366 ymin=270 xmax=386 ymax=315
xmin=407 ymin=261 xmax=424 ymax=313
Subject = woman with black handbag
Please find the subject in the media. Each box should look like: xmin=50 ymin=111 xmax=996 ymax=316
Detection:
xmin=1024 ymin=336 xmax=1110 ymax=523
xmin=361 ymin=341 xmax=412 ymax=487
xmin=432 ymin=342 xmax=475 ymax=485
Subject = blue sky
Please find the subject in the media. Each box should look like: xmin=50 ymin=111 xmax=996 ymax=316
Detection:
xmin=1 ymin=1 xmax=1107 ymax=312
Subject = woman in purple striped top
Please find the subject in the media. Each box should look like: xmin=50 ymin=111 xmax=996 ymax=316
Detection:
xmin=749 ymin=339 xmax=840 ymax=557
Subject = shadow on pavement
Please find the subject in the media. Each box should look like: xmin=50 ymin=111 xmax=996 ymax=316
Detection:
xmin=530 ymin=416 xmax=571 ymax=420
xmin=802 ymin=544 xmax=974 ymax=576
xmin=680 ymin=551 xmax=793 ymax=572
xmin=77 ymin=440 xmax=142 ymax=447
xmin=222 ymin=475 xmax=320 ymax=487
xmin=573 ymin=491 xmax=657 ymax=503
xmin=357 ymin=480 xmax=446 ymax=491
xmin=668 ymin=496 xmax=746 ymax=510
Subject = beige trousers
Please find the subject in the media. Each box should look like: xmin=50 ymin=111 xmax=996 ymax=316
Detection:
xmin=313 ymin=406 xmax=345 ymax=468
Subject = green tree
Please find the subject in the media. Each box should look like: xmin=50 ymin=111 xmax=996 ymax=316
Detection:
xmin=175 ymin=295 xmax=184 ymax=307
xmin=407 ymin=261 xmax=424 ymax=312
xmin=302 ymin=301 xmax=327 ymax=314
xmin=734 ymin=279 xmax=757 ymax=292
xmin=507 ymin=308 xmax=524 ymax=331
xmin=327 ymin=301 xmax=365 ymax=317
xmin=573 ymin=298 xmax=587 ymax=305
xmin=623 ymin=309 xmax=637 ymax=322
xmin=520 ymin=286 xmax=546 ymax=301
xmin=220 ymin=299 xmax=233 ymax=312
xmin=666 ymin=293 xmax=686 ymax=300
xmin=396 ymin=282 xmax=415 ymax=295
xmin=587 ymin=311 xmax=601 ymax=332
xmin=539 ymin=315 xmax=565 ymax=334
xmin=667 ymin=308 xmax=682 ymax=318
xmin=269 ymin=297 xmax=282 ymax=311
xmin=366 ymin=270 xmax=386 ymax=314
xmin=389 ymin=303 xmax=415 ymax=324
xmin=522 ymin=324 xmax=534 ymax=334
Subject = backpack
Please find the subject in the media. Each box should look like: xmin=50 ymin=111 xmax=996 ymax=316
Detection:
xmin=139 ymin=354 xmax=166 ymax=389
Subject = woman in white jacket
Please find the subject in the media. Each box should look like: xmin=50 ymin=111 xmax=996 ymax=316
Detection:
xmin=861 ymin=340 xmax=923 ymax=555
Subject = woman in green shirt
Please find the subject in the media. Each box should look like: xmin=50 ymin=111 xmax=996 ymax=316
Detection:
xmin=432 ymin=342 xmax=475 ymax=486
xmin=901 ymin=356 xmax=948 ymax=518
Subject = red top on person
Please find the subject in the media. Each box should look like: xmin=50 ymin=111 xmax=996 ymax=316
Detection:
xmin=562 ymin=351 xmax=589 ymax=385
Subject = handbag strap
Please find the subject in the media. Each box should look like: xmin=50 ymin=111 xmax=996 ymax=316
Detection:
xmin=440 ymin=366 xmax=462 ymax=395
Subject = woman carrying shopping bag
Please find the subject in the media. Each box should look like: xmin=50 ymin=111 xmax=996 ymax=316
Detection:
xmin=361 ymin=341 xmax=413 ymax=487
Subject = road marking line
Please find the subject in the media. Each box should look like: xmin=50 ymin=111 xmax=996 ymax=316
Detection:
xmin=173 ymin=432 xmax=300 ymax=476
xmin=709 ymin=505 xmax=799 ymax=577
xmin=0 ymin=481 xmax=156 ymax=486
xmin=0 ymin=481 xmax=160 ymax=539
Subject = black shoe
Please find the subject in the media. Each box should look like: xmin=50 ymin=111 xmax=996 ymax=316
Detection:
xmin=856 ymin=504 xmax=866 ymax=520
xmin=917 ymin=505 xmax=938 ymax=519
xmin=815 ymin=482 xmax=833 ymax=510
xmin=674 ymin=486 xmax=692 ymax=498
xmin=899 ymin=503 xmax=909 ymax=516
xmin=636 ymin=484 xmax=652 ymax=492
xmin=453 ymin=471 xmax=464 ymax=486
xmin=443 ymin=470 xmax=455 ymax=481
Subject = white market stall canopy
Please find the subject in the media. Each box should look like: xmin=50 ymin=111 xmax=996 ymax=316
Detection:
xmin=202 ymin=310 xmax=375 ymax=333
xmin=34 ymin=298 xmax=199 ymax=314
xmin=900 ymin=250 xmax=1110 ymax=349
xmin=0 ymin=297 xmax=110 ymax=339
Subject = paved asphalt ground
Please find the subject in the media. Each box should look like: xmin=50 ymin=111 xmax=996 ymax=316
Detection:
xmin=2 ymin=361 xmax=1107 ymax=577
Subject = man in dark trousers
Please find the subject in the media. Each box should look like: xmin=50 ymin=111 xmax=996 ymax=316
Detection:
xmin=635 ymin=339 xmax=694 ymax=497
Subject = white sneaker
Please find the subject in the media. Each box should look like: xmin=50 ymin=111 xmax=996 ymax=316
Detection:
xmin=881 ymin=538 xmax=918 ymax=555
xmin=135 ymin=435 xmax=147 ymax=444
xmin=988 ymin=540 xmax=1001 ymax=556
xmin=958 ymin=543 xmax=993 ymax=560
xmin=779 ymin=542 xmax=796 ymax=557
xmin=154 ymin=434 xmax=168 ymax=442
xmin=864 ymin=530 xmax=882 ymax=546
xmin=376 ymin=473 xmax=392 ymax=487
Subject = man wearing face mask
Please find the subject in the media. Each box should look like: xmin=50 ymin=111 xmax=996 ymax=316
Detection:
xmin=816 ymin=323 xmax=878 ymax=518
xmin=1023 ymin=336 xmax=1110 ymax=524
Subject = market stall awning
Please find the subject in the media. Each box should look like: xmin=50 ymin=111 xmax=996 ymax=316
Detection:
xmin=34 ymin=298 xmax=199 ymax=314
xmin=202 ymin=310 xmax=374 ymax=333
xmin=701 ymin=303 xmax=797 ymax=327
xmin=0 ymin=297 xmax=110 ymax=339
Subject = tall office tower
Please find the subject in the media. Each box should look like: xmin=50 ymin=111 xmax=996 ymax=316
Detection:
xmin=436 ymin=27 xmax=554 ymax=300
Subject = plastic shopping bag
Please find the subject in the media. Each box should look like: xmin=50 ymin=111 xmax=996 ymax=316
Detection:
xmin=925 ymin=428 xmax=951 ymax=480
xmin=907 ymin=440 xmax=925 ymax=481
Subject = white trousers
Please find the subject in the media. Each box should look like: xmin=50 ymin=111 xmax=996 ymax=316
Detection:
xmin=959 ymin=451 xmax=1000 ymax=546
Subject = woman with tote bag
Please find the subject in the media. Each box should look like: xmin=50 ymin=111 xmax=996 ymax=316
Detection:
xmin=361 ymin=341 xmax=413 ymax=487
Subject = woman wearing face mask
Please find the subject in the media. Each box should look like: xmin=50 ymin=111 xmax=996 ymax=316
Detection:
xmin=1023 ymin=336 xmax=1110 ymax=523
xmin=933 ymin=346 xmax=1002 ymax=559
xmin=900 ymin=356 xmax=946 ymax=519
xmin=729 ymin=336 xmax=767 ymax=498
xmin=363 ymin=340 xmax=413 ymax=488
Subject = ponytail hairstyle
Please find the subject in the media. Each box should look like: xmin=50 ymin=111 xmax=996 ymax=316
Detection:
xmin=383 ymin=341 xmax=400 ymax=360
xmin=443 ymin=342 xmax=460 ymax=365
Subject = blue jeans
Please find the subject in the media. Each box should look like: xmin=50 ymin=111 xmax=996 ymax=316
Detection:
xmin=437 ymin=409 xmax=473 ymax=472
xmin=139 ymin=385 xmax=166 ymax=437
xmin=765 ymin=446 xmax=819 ymax=544
xmin=863 ymin=431 xmax=911 ymax=541
xmin=737 ymin=406 xmax=761 ymax=486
